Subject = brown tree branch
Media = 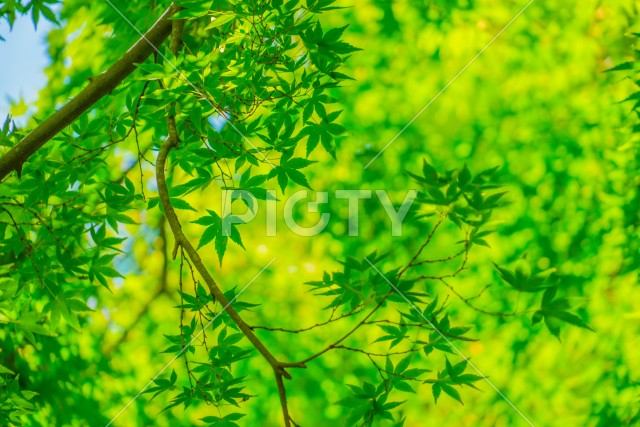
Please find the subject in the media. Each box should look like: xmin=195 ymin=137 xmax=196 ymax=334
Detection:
xmin=250 ymin=307 xmax=364 ymax=334
xmin=153 ymin=20 xmax=305 ymax=426
xmin=156 ymin=107 xmax=304 ymax=426
xmin=292 ymin=215 xmax=454 ymax=366
xmin=156 ymin=130 xmax=305 ymax=425
xmin=0 ymin=3 xmax=181 ymax=181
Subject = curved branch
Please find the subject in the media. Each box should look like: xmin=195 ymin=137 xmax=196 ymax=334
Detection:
xmin=0 ymin=3 xmax=181 ymax=181
xmin=154 ymin=19 xmax=301 ymax=426
xmin=251 ymin=307 xmax=363 ymax=334
xmin=437 ymin=278 xmax=533 ymax=317
xmin=156 ymin=117 xmax=303 ymax=426
xmin=294 ymin=294 xmax=391 ymax=366
xmin=293 ymin=217 xmax=449 ymax=366
xmin=155 ymin=128 xmax=279 ymax=364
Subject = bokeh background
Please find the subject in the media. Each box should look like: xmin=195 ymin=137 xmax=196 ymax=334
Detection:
xmin=1 ymin=0 xmax=639 ymax=426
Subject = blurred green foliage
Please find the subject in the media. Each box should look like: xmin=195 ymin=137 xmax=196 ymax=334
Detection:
xmin=0 ymin=0 xmax=639 ymax=426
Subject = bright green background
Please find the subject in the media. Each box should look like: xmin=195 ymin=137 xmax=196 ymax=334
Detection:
xmin=1 ymin=0 xmax=639 ymax=426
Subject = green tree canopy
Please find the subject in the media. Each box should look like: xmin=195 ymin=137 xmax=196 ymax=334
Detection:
xmin=0 ymin=0 xmax=638 ymax=426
